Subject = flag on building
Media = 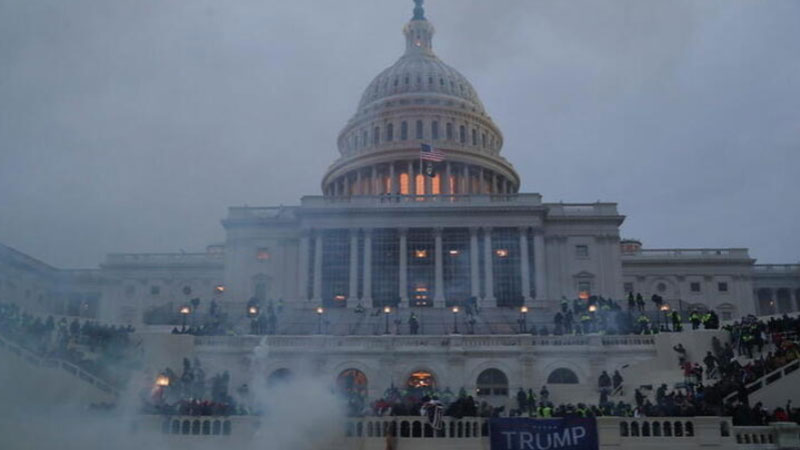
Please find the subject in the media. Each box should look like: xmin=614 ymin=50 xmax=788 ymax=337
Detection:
xmin=420 ymin=143 xmax=445 ymax=162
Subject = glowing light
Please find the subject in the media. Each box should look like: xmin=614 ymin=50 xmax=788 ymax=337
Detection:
xmin=415 ymin=249 xmax=428 ymax=258
xmin=588 ymin=305 xmax=598 ymax=313
xmin=247 ymin=306 xmax=259 ymax=316
xmin=448 ymin=249 xmax=460 ymax=256
xmin=384 ymin=306 xmax=392 ymax=314
xmin=334 ymin=295 xmax=346 ymax=301
xmin=179 ymin=306 xmax=191 ymax=315
xmin=660 ymin=304 xmax=671 ymax=312
xmin=520 ymin=306 xmax=529 ymax=314
xmin=316 ymin=307 xmax=325 ymax=315
xmin=215 ymin=285 xmax=225 ymax=294
xmin=155 ymin=375 xmax=170 ymax=387
xmin=579 ymin=291 xmax=590 ymax=300
xmin=452 ymin=306 xmax=459 ymax=314
xmin=256 ymin=249 xmax=270 ymax=261
xmin=495 ymin=249 xmax=509 ymax=258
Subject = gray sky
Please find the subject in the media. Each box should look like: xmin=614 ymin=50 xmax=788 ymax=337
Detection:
xmin=1 ymin=0 xmax=798 ymax=268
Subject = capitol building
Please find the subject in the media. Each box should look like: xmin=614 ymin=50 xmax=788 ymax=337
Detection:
xmin=1 ymin=2 xmax=799 ymax=449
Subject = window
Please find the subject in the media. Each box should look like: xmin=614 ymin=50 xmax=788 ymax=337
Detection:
xmin=373 ymin=127 xmax=380 ymax=145
xmin=623 ymin=283 xmax=634 ymax=294
xmin=718 ymin=282 xmax=728 ymax=293
xmin=256 ymin=248 xmax=270 ymax=261
xmin=472 ymin=129 xmax=477 ymax=146
xmin=578 ymin=281 xmax=591 ymax=295
xmin=386 ymin=123 xmax=394 ymax=142
xmin=408 ymin=371 xmax=436 ymax=389
xmin=690 ymin=282 xmax=701 ymax=293
xmin=459 ymin=125 xmax=466 ymax=143
xmin=446 ymin=122 xmax=453 ymax=140
xmin=657 ymin=283 xmax=667 ymax=293
xmin=150 ymin=286 xmax=161 ymax=296
xmin=400 ymin=121 xmax=408 ymax=140
xmin=575 ymin=245 xmax=589 ymax=258
xmin=431 ymin=121 xmax=439 ymax=140
xmin=547 ymin=368 xmax=579 ymax=384
xmin=476 ymin=369 xmax=509 ymax=396
xmin=416 ymin=120 xmax=424 ymax=139
xmin=482 ymin=133 xmax=487 ymax=148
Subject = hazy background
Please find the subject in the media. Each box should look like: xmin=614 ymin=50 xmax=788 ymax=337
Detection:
xmin=1 ymin=0 xmax=798 ymax=268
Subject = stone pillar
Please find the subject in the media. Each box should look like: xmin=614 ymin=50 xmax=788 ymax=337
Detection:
xmin=389 ymin=163 xmax=396 ymax=195
xmin=408 ymin=161 xmax=416 ymax=196
xmin=479 ymin=168 xmax=484 ymax=194
xmin=399 ymin=228 xmax=409 ymax=308
xmin=348 ymin=229 xmax=359 ymax=307
xmin=483 ymin=227 xmax=496 ymax=306
xmin=470 ymin=228 xmax=480 ymax=298
xmin=312 ymin=231 xmax=323 ymax=303
xmin=519 ymin=227 xmax=532 ymax=305
xmin=362 ymin=229 xmax=373 ymax=304
xmin=444 ymin=162 xmax=451 ymax=195
xmin=355 ymin=170 xmax=362 ymax=195
xmin=298 ymin=231 xmax=310 ymax=301
xmin=462 ymin=165 xmax=469 ymax=194
xmin=534 ymin=232 xmax=547 ymax=302
xmin=434 ymin=228 xmax=445 ymax=307
xmin=344 ymin=175 xmax=350 ymax=197
xmin=371 ymin=166 xmax=377 ymax=195
xmin=492 ymin=172 xmax=498 ymax=194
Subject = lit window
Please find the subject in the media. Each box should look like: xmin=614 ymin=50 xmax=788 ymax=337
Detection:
xmin=718 ymin=282 xmax=728 ymax=292
xmin=408 ymin=371 xmax=436 ymax=389
xmin=576 ymin=245 xmax=589 ymax=258
xmin=415 ymin=249 xmax=428 ymax=259
xmin=415 ymin=174 xmax=425 ymax=195
xmin=432 ymin=174 xmax=441 ymax=195
xmin=495 ymin=249 xmax=509 ymax=258
xmin=256 ymin=248 xmax=270 ymax=261
xmin=578 ymin=281 xmax=591 ymax=296
xmin=400 ymin=173 xmax=409 ymax=195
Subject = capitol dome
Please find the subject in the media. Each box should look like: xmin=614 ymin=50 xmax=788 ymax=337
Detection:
xmin=322 ymin=1 xmax=519 ymax=197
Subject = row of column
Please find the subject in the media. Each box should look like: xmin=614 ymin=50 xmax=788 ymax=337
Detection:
xmin=298 ymin=227 xmax=547 ymax=308
xmin=325 ymin=161 xmax=516 ymax=197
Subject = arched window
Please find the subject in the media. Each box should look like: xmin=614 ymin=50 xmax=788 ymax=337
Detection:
xmin=374 ymin=127 xmax=380 ymax=145
xmin=431 ymin=121 xmax=440 ymax=140
xmin=362 ymin=130 xmax=368 ymax=147
xmin=459 ymin=125 xmax=466 ymax=143
xmin=386 ymin=123 xmax=394 ymax=142
xmin=267 ymin=368 xmax=293 ymax=386
xmin=547 ymin=368 xmax=579 ymax=384
xmin=400 ymin=121 xmax=408 ymax=141
xmin=446 ymin=122 xmax=453 ymax=140
xmin=482 ymin=133 xmax=487 ymax=148
xmin=336 ymin=369 xmax=369 ymax=398
xmin=476 ymin=369 xmax=509 ymax=396
xmin=416 ymin=120 xmax=424 ymax=139
xmin=472 ymin=129 xmax=477 ymax=146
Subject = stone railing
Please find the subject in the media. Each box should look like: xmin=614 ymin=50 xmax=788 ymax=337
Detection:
xmin=301 ymin=193 xmax=544 ymax=207
xmin=753 ymin=264 xmax=800 ymax=273
xmin=0 ymin=334 xmax=117 ymax=396
xmin=724 ymin=358 xmax=800 ymax=403
xmin=627 ymin=248 xmax=751 ymax=258
xmin=193 ymin=334 xmax=658 ymax=352
xmin=546 ymin=203 xmax=620 ymax=216
xmin=135 ymin=415 xmax=800 ymax=449
xmin=104 ymin=252 xmax=223 ymax=265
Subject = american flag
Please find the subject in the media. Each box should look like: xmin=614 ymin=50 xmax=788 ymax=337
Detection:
xmin=420 ymin=143 xmax=445 ymax=162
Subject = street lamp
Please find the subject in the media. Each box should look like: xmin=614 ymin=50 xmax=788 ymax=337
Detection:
xmin=452 ymin=306 xmax=460 ymax=334
xmin=660 ymin=304 xmax=671 ymax=331
xmin=155 ymin=374 xmax=170 ymax=387
xmin=519 ymin=306 xmax=529 ymax=333
xmin=588 ymin=304 xmax=598 ymax=313
xmin=179 ymin=305 xmax=191 ymax=331
xmin=316 ymin=306 xmax=325 ymax=334
xmin=384 ymin=306 xmax=392 ymax=334
xmin=247 ymin=305 xmax=260 ymax=335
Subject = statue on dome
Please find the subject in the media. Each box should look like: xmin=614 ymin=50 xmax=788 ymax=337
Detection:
xmin=413 ymin=0 xmax=425 ymax=20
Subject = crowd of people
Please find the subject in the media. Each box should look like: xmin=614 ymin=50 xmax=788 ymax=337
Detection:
xmin=0 ymin=302 xmax=140 ymax=386
xmin=141 ymin=357 xmax=251 ymax=416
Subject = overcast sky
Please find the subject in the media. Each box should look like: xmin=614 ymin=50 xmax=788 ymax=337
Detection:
xmin=1 ymin=0 xmax=798 ymax=268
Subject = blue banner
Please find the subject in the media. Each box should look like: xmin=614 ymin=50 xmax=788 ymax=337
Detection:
xmin=490 ymin=418 xmax=598 ymax=450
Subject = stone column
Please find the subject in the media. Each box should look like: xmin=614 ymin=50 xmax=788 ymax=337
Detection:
xmin=479 ymin=168 xmax=485 ymax=194
xmin=312 ymin=230 xmax=323 ymax=303
xmin=470 ymin=228 xmax=480 ymax=298
xmin=399 ymin=228 xmax=409 ymax=308
xmin=389 ymin=163 xmax=396 ymax=195
xmin=444 ymin=162 xmax=451 ymax=195
xmin=298 ymin=230 xmax=310 ymax=301
xmin=483 ymin=227 xmax=496 ymax=306
xmin=492 ymin=172 xmax=498 ymax=194
xmin=362 ymin=229 xmax=373 ymax=304
xmin=519 ymin=227 xmax=532 ymax=305
xmin=408 ymin=161 xmax=416 ymax=196
xmin=355 ymin=170 xmax=362 ymax=195
xmin=434 ymin=228 xmax=445 ymax=307
xmin=462 ymin=165 xmax=469 ymax=194
xmin=344 ymin=175 xmax=350 ymax=197
xmin=348 ymin=229 xmax=359 ymax=307
xmin=371 ymin=166 xmax=377 ymax=195
xmin=534 ymin=232 xmax=547 ymax=301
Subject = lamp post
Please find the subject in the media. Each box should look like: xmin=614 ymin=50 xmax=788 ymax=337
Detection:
xmin=519 ymin=306 xmax=529 ymax=333
xmin=452 ymin=306 xmax=460 ymax=334
xmin=247 ymin=305 xmax=260 ymax=335
xmin=660 ymin=304 xmax=671 ymax=331
xmin=316 ymin=306 xmax=325 ymax=334
xmin=384 ymin=306 xmax=392 ymax=334
xmin=179 ymin=305 xmax=191 ymax=331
